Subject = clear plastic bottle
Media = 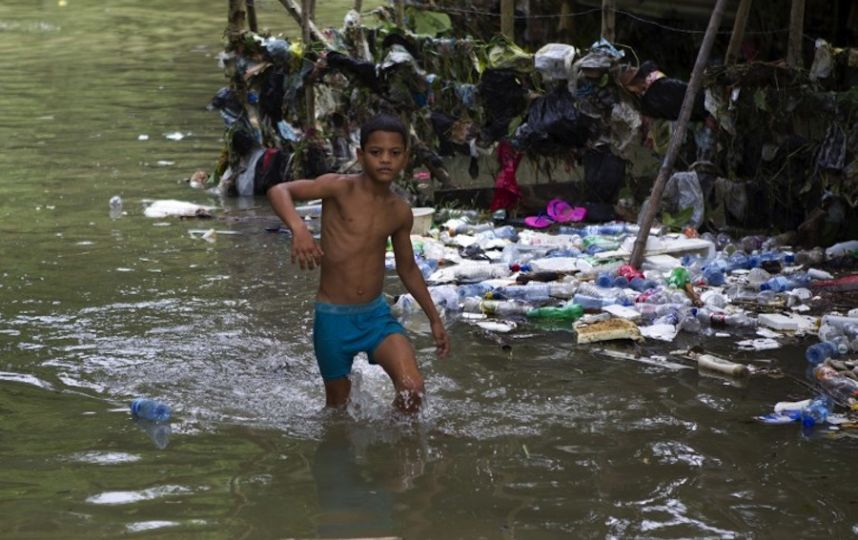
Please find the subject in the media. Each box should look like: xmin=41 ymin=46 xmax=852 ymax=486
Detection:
xmin=694 ymin=308 xmax=757 ymax=328
xmin=493 ymin=225 xmax=518 ymax=240
xmin=416 ymin=257 xmax=438 ymax=279
xmin=109 ymin=195 xmax=123 ymax=219
xmin=464 ymin=298 xmax=532 ymax=316
xmin=457 ymin=282 xmax=493 ymax=300
xmin=547 ymin=281 xmax=578 ymax=299
xmin=130 ymin=398 xmax=171 ymax=422
xmin=814 ymin=364 xmax=858 ymax=401
xmin=429 ymin=285 xmax=460 ymax=312
xmin=702 ymin=267 xmax=725 ymax=286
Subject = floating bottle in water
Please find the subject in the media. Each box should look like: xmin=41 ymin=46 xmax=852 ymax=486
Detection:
xmin=109 ymin=195 xmax=123 ymax=219
xmin=800 ymin=395 xmax=831 ymax=428
xmin=130 ymin=398 xmax=171 ymax=423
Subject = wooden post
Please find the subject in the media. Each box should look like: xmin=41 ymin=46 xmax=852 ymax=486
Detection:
xmin=601 ymin=0 xmax=615 ymax=42
xmin=629 ymin=0 xmax=729 ymax=270
xmin=501 ymin=0 xmax=515 ymax=40
xmin=725 ymin=0 xmax=751 ymax=65
xmin=227 ymin=0 xmax=247 ymax=40
xmin=394 ymin=0 xmax=405 ymax=27
xmin=787 ymin=0 xmax=805 ymax=68
xmin=246 ymin=0 xmax=258 ymax=32
xmin=277 ymin=0 xmax=333 ymax=48
xmin=301 ymin=0 xmax=316 ymax=130
xmin=353 ymin=0 xmax=362 ymax=12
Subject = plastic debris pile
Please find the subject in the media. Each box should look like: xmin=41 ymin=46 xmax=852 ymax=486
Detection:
xmin=388 ymin=211 xmax=858 ymax=434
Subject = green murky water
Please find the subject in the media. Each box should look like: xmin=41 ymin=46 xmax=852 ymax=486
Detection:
xmin=1 ymin=1 xmax=857 ymax=538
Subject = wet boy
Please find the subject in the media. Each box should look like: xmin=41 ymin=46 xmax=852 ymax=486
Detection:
xmin=267 ymin=114 xmax=450 ymax=413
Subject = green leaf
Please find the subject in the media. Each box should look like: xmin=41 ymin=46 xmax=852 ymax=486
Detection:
xmin=407 ymin=8 xmax=452 ymax=36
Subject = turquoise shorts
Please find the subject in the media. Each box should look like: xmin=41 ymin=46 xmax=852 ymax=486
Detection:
xmin=313 ymin=295 xmax=406 ymax=381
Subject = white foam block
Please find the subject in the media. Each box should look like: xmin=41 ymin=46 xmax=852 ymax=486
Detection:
xmin=757 ymin=313 xmax=800 ymax=331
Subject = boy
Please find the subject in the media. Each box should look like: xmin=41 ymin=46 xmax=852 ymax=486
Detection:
xmin=267 ymin=114 xmax=450 ymax=414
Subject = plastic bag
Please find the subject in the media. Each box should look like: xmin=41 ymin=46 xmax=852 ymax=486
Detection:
xmin=512 ymin=86 xmax=592 ymax=153
xmin=534 ymin=43 xmax=577 ymax=81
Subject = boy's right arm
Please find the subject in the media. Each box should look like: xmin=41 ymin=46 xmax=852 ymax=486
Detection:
xmin=267 ymin=175 xmax=342 ymax=270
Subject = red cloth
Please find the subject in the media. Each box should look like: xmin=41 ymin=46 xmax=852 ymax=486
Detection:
xmin=489 ymin=140 xmax=523 ymax=212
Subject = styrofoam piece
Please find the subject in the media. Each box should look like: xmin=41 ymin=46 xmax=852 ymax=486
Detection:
xmin=601 ymin=304 xmax=641 ymax=321
xmin=640 ymin=254 xmax=683 ymax=272
xmin=529 ymin=257 xmax=592 ymax=274
xmin=758 ymin=313 xmax=800 ymax=331
xmin=575 ymin=318 xmax=643 ymax=344
xmin=596 ymin=235 xmax=716 ymax=260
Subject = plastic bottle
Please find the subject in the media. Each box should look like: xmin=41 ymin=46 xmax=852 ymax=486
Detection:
xmin=457 ymin=282 xmax=493 ymax=300
xmin=746 ymin=267 xmax=771 ymax=288
xmin=463 ymin=297 xmax=532 ymax=316
xmin=814 ymin=364 xmax=858 ymax=401
xmin=825 ymin=240 xmax=858 ymax=259
xmin=526 ymin=303 xmax=584 ymax=321
xmin=612 ymin=275 xmax=630 ymax=289
xmin=572 ymin=293 xmax=620 ymax=310
xmin=489 ymin=283 xmax=551 ymax=302
xmin=416 ymin=257 xmax=438 ymax=279
xmin=805 ymin=342 xmax=837 ymax=364
xmin=596 ymin=272 xmax=614 ymax=288
xmin=795 ymin=247 xmax=825 ymax=266
xmin=429 ymin=285 xmax=460 ymax=312
xmin=629 ymin=276 xmax=657 ymax=292
xmin=800 ymin=396 xmax=831 ymax=428
xmin=666 ymin=267 xmax=690 ymax=288
xmin=493 ymin=225 xmax=518 ymax=240
xmin=653 ymin=310 xmax=681 ymax=326
xmin=109 ymin=195 xmax=123 ymax=219
xmin=759 ymin=274 xmax=809 ymax=293
xmin=694 ymin=308 xmax=757 ymax=328
xmin=391 ymin=294 xmax=416 ymax=317
xmin=702 ymin=267 xmax=725 ymax=286
xmin=547 ymin=281 xmax=578 ymax=299
xmin=130 ymin=398 xmax=171 ymax=422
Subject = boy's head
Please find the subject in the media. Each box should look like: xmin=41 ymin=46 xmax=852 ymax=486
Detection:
xmin=359 ymin=114 xmax=408 ymax=149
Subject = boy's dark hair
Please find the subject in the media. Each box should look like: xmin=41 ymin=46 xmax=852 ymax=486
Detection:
xmin=360 ymin=114 xmax=408 ymax=149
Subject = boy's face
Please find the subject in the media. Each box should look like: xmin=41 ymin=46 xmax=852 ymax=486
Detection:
xmin=358 ymin=130 xmax=407 ymax=184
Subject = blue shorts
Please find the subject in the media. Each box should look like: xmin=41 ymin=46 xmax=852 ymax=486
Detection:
xmin=313 ymin=295 xmax=406 ymax=381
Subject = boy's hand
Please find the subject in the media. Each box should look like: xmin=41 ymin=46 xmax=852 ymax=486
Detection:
xmin=290 ymin=226 xmax=324 ymax=270
xmin=431 ymin=320 xmax=450 ymax=358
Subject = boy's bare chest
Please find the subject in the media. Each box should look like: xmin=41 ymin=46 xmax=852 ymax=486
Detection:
xmin=330 ymin=202 xmax=398 ymax=239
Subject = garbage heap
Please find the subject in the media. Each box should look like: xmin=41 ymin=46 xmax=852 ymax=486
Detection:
xmin=210 ymin=9 xmax=858 ymax=237
xmin=385 ymin=209 xmax=858 ymax=433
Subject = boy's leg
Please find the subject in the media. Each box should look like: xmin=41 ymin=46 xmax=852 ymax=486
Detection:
xmin=372 ymin=334 xmax=425 ymax=414
xmin=323 ymin=377 xmax=351 ymax=408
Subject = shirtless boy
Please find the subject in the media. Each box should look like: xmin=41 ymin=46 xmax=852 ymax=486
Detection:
xmin=267 ymin=114 xmax=450 ymax=414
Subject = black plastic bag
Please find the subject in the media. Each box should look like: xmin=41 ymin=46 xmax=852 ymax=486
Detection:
xmin=640 ymin=78 xmax=706 ymax=121
xmin=478 ymin=69 xmax=527 ymax=142
xmin=512 ymin=86 xmax=593 ymax=153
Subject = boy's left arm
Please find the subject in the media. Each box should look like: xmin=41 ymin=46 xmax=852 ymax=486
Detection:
xmin=391 ymin=217 xmax=450 ymax=358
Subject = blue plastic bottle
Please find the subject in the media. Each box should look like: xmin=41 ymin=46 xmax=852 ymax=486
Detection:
xmin=596 ymin=272 xmax=614 ymax=288
xmin=629 ymin=277 xmax=657 ymax=292
xmin=800 ymin=396 xmax=831 ymax=428
xmin=760 ymin=276 xmax=796 ymax=292
xmin=703 ymin=267 xmax=725 ymax=286
xmin=130 ymin=398 xmax=172 ymax=423
xmin=805 ymin=341 xmax=837 ymax=364
xmin=612 ymin=275 xmax=630 ymax=289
